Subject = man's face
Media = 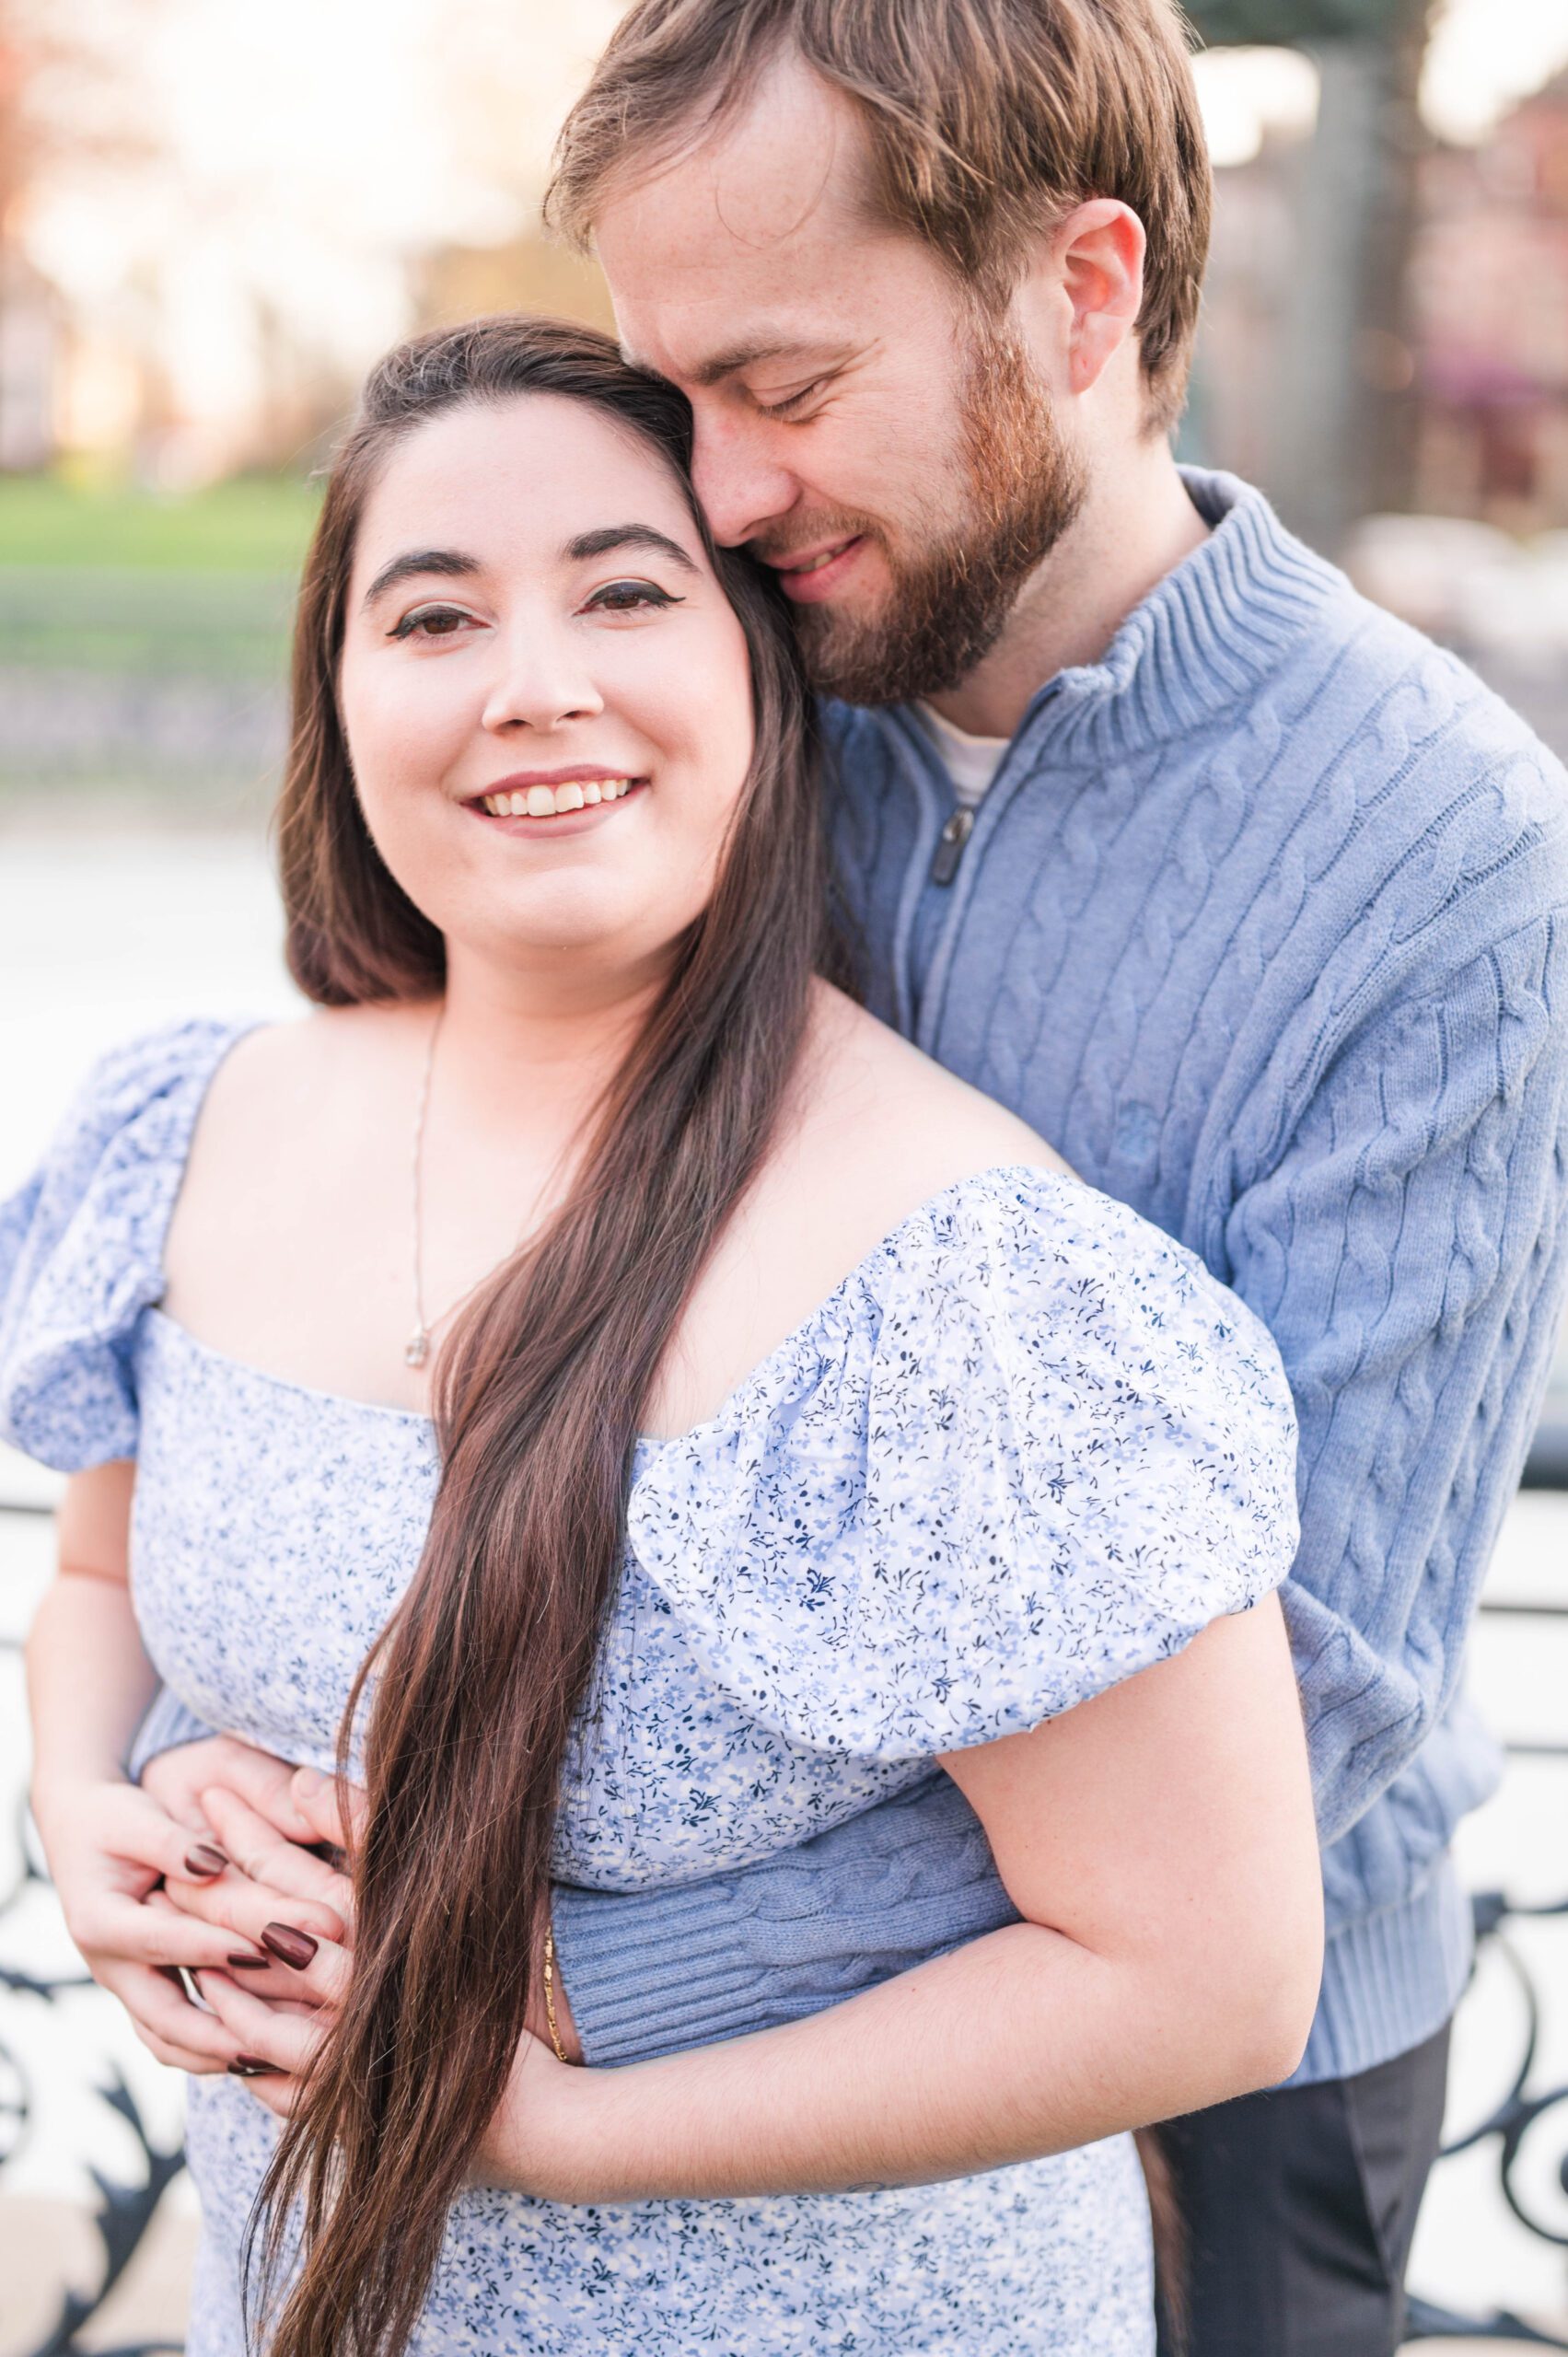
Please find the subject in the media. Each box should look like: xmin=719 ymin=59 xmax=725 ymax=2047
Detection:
xmin=597 ymin=57 xmax=1084 ymax=705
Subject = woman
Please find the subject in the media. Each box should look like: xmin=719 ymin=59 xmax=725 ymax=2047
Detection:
xmin=8 ymin=317 xmax=1320 ymax=2357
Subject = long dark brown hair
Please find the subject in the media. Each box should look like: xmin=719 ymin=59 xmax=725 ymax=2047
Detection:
xmin=255 ymin=315 xmax=830 ymax=2357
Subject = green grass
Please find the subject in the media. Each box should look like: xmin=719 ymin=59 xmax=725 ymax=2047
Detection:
xmin=0 ymin=473 xmax=318 ymax=682
xmin=0 ymin=480 xmax=304 ymax=808
xmin=0 ymin=568 xmax=296 ymax=676
xmin=0 ymin=472 xmax=319 ymax=572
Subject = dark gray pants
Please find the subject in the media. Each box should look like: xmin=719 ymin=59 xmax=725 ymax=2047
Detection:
xmin=1153 ymin=2022 xmax=1452 ymax=2357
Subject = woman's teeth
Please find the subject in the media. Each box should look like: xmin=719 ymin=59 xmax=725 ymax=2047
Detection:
xmin=479 ymin=779 xmax=633 ymax=819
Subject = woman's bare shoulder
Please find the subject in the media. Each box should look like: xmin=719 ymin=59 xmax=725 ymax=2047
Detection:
xmin=197 ymin=1003 xmax=421 ymax=1123
xmin=801 ymin=984 xmax=1073 ymax=1207
xmin=181 ymin=1002 xmax=427 ymax=1185
xmin=722 ymin=985 xmax=1076 ymax=1319
xmin=653 ymin=988 xmax=1076 ymax=1436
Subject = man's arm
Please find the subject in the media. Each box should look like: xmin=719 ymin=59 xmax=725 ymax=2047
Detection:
xmin=1220 ymin=841 xmax=1568 ymax=1920
xmin=552 ymin=795 xmax=1568 ymax=2052
xmin=129 ymin=1702 xmax=1022 ymax=2068
xmin=553 ymin=1771 xmax=1019 ymax=2065
xmin=127 ymin=1687 xmax=218 ymax=1782
xmin=137 ymin=835 xmax=1568 ymax=2062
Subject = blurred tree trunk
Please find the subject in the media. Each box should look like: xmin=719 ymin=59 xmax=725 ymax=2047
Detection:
xmin=1218 ymin=0 xmax=1439 ymax=551
xmin=1356 ymin=0 xmax=1438 ymax=516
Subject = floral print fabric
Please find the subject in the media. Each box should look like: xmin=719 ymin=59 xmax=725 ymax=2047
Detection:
xmin=1 ymin=1021 xmax=1298 ymax=2354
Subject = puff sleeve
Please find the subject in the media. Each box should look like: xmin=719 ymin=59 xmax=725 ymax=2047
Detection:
xmin=627 ymin=1167 xmax=1299 ymax=1760
xmin=0 ymin=1018 xmax=248 ymax=1470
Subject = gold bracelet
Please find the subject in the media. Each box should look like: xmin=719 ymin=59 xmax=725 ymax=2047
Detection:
xmin=542 ymin=1921 xmax=568 ymax=2063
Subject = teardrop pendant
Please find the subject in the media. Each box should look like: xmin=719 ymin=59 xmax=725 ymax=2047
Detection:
xmin=403 ymin=1328 xmax=431 ymax=1370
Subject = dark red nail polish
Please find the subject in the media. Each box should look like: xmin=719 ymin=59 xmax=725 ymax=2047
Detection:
xmin=261 ymin=1922 xmax=318 ymax=1970
xmin=227 ymin=1953 xmax=270 ymax=1970
xmin=185 ymin=1843 xmax=227 ymax=1876
xmin=228 ymin=2056 xmax=274 ymax=2077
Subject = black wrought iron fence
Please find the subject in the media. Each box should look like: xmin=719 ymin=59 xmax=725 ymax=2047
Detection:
xmin=2 ymin=1485 xmax=1566 ymax=2355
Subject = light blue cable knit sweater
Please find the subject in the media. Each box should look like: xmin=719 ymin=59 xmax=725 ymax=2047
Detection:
xmin=135 ymin=470 xmax=1568 ymax=2087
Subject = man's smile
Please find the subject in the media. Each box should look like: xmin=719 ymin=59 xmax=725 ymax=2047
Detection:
xmin=762 ymin=535 xmax=868 ymax=602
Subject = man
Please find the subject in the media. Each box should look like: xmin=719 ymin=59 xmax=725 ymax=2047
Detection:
xmin=540 ymin=4 xmax=1568 ymax=2348
xmin=141 ymin=2 xmax=1568 ymax=2348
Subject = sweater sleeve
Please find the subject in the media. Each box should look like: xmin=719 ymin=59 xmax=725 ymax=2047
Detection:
xmin=127 ymin=1685 xmax=219 ymax=1782
xmin=552 ymin=1771 xmax=1019 ymax=2068
xmin=1227 ymin=900 xmax=1568 ymax=1902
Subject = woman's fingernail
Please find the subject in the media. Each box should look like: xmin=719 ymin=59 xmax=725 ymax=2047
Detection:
xmin=261 ymin=1922 xmax=318 ymax=1969
xmin=227 ymin=2056 xmax=275 ymax=2077
xmin=227 ymin=1953 xmax=271 ymax=1970
xmin=184 ymin=1844 xmax=227 ymax=1877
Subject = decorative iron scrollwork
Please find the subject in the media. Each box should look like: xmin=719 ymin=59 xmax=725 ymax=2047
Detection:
xmin=1 ymin=1621 xmax=188 ymax=2356
xmin=1400 ymin=1593 xmax=1568 ymax=2346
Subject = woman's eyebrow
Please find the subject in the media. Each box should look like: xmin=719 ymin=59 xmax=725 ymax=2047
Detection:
xmin=362 ymin=549 xmax=481 ymax=610
xmin=566 ymin=524 xmax=700 ymax=575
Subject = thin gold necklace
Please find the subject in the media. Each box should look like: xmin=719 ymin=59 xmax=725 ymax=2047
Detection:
xmin=404 ymin=1005 xmax=448 ymax=1368
xmin=405 ymin=1006 xmax=561 ymax=1370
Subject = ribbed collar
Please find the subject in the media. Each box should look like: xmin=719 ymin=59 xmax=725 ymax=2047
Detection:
xmin=975 ymin=467 xmax=1345 ymax=768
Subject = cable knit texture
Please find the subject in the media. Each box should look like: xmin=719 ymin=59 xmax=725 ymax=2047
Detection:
xmin=552 ymin=469 xmax=1568 ymax=2090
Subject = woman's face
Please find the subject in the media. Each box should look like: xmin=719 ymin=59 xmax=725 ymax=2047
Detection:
xmin=338 ymin=393 xmax=756 ymax=983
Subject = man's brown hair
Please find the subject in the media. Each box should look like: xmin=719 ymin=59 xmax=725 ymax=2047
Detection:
xmin=547 ymin=0 xmax=1213 ymax=435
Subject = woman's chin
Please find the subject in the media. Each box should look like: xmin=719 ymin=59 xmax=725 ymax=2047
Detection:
xmin=450 ymin=895 xmax=687 ymax=980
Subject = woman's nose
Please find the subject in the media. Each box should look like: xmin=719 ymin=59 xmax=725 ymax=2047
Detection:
xmin=480 ymin=623 xmax=605 ymax=734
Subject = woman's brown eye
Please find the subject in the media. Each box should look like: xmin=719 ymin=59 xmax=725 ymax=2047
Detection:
xmin=390 ymin=608 xmax=468 ymax=640
xmin=587 ymin=581 xmax=679 ymax=614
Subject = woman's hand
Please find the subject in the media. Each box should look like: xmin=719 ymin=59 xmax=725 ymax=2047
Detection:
xmin=29 ymin=1772 xmax=261 ymax=2073
xmin=141 ymin=1734 xmax=321 ymax=1846
xmin=175 ymin=1781 xmax=359 ymax=2114
xmin=202 ymin=1959 xmax=604 ymax=2194
xmin=193 ymin=1952 xmax=585 ymax=2162
xmin=174 ymin=1769 xmax=584 ymax=2120
xmin=160 ymin=1782 xmax=354 ymax=2008
xmin=194 ymin=1966 xmax=331 ymax=2119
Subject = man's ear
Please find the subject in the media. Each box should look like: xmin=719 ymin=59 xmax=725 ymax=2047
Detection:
xmin=1019 ymin=198 xmax=1146 ymax=400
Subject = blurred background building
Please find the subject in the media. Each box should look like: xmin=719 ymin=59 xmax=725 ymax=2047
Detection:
xmin=0 ymin=0 xmax=1563 ymax=808
xmin=3 ymin=5 xmax=1568 ymax=2351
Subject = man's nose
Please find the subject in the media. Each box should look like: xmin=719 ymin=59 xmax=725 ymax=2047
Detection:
xmin=690 ymin=412 xmax=798 ymax=549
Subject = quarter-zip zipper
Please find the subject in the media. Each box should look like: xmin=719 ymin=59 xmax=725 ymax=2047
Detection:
xmin=896 ymin=676 xmax=1063 ymax=1049
xmin=928 ymin=806 xmax=974 ymax=885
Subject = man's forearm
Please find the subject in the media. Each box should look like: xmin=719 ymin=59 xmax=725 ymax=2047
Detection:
xmin=553 ymin=1772 xmax=1021 ymax=2066
xmin=131 ymin=1695 xmax=1024 ymax=2069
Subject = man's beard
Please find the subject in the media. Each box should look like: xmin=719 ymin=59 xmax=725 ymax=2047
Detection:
xmin=782 ymin=323 xmax=1086 ymax=707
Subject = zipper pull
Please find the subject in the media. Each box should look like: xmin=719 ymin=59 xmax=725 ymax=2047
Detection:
xmin=929 ymin=807 xmax=974 ymax=886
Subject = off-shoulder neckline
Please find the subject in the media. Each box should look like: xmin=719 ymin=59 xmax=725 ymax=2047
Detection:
xmin=144 ymin=1158 xmax=1084 ymax=1453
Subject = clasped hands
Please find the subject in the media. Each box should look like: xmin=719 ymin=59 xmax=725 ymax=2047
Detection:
xmin=48 ymin=1735 xmax=595 ymax=2195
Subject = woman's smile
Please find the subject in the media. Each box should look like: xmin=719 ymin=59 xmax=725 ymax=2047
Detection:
xmin=337 ymin=391 xmax=755 ymax=970
xmin=468 ymin=768 xmax=647 ymax=832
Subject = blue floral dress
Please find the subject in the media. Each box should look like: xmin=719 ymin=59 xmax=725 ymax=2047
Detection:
xmin=0 ymin=1019 xmax=1299 ymax=2357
